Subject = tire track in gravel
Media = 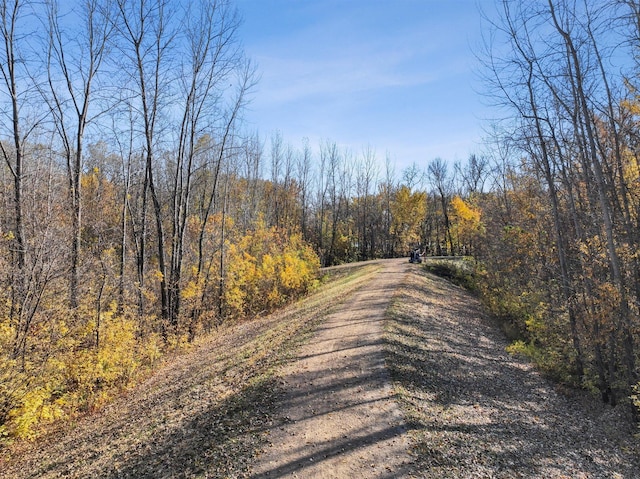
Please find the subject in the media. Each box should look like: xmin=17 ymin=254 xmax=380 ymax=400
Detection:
xmin=250 ymin=258 xmax=414 ymax=478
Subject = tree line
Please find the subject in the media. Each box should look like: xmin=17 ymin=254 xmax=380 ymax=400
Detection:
xmin=476 ymin=0 xmax=640 ymax=413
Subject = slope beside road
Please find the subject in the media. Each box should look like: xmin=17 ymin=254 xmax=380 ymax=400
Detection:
xmin=385 ymin=265 xmax=639 ymax=478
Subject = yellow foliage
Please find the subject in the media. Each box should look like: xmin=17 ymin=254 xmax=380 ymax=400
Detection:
xmin=281 ymin=252 xmax=305 ymax=290
xmin=153 ymin=269 xmax=165 ymax=282
xmin=0 ymin=220 xmax=319 ymax=443
xmin=96 ymin=313 xmax=138 ymax=387
xmin=6 ymin=387 xmax=65 ymax=440
xmin=451 ymin=195 xmax=481 ymax=223
xmin=390 ymin=185 xmax=427 ymax=252
xmin=0 ymin=320 xmax=13 ymax=350
xmin=139 ymin=332 xmax=163 ymax=365
xmin=449 ymin=195 xmax=485 ymax=254
xmin=0 ymin=307 xmax=157 ymax=442
xmin=223 ymin=224 xmax=319 ymax=319
xmin=261 ymin=254 xmax=276 ymax=280
xmin=0 ymin=328 xmax=67 ymax=440
xmin=181 ymin=278 xmax=202 ymax=301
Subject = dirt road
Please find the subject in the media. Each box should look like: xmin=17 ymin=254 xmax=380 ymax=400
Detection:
xmin=250 ymin=259 xmax=640 ymax=478
xmin=250 ymin=258 xmax=412 ymax=478
xmin=1 ymin=258 xmax=638 ymax=478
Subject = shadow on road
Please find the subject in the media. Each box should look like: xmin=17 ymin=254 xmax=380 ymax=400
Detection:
xmin=249 ymin=259 xmax=413 ymax=478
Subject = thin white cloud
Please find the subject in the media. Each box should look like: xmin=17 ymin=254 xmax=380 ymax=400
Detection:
xmin=237 ymin=0 xmax=490 ymax=169
xmin=245 ymin=3 xmax=457 ymax=107
xmin=253 ymin=51 xmax=438 ymax=106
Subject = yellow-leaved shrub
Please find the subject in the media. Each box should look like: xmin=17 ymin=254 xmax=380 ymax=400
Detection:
xmin=0 ymin=217 xmax=319 ymax=443
xmin=0 ymin=307 xmax=163 ymax=442
xmin=224 ymin=223 xmax=319 ymax=320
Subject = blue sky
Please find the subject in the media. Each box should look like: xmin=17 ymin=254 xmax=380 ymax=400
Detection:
xmin=236 ymin=0 xmax=494 ymax=171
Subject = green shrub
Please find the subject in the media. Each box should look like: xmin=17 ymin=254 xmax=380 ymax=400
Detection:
xmin=423 ymin=258 xmax=479 ymax=292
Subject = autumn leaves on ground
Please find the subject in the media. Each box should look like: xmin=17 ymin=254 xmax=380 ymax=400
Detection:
xmin=1 ymin=260 xmax=638 ymax=478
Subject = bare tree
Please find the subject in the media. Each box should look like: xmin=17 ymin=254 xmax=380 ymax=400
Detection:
xmin=114 ymin=0 xmax=177 ymax=330
xmin=166 ymin=0 xmax=247 ymax=329
xmin=455 ymin=153 xmax=489 ymax=196
xmin=483 ymin=0 xmax=639 ymax=402
xmin=428 ymin=157 xmax=454 ymax=255
xmin=401 ymin=161 xmax=424 ymax=190
xmin=187 ymin=61 xmax=254 ymax=332
xmin=42 ymin=0 xmax=113 ymax=314
xmin=315 ymin=140 xmax=329 ymax=264
xmin=381 ymin=153 xmax=396 ymax=257
xmin=296 ymin=137 xmax=313 ymax=241
xmin=0 ymin=0 xmax=46 ymax=361
xmin=356 ymin=146 xmax=378 ymax=260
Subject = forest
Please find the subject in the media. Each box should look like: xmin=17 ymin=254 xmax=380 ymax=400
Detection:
xmin=1 ymin=0 xmax=640 ymax=443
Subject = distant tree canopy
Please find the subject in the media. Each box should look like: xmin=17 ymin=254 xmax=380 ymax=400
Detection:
xmin=1 ymin=0 xmax=640 ymax=441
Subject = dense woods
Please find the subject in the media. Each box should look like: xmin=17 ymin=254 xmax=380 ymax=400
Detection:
xmin=478 ymin=0 xmax=640 ymax=408
xmin=1 ymin=0 xmax=640 ymax=443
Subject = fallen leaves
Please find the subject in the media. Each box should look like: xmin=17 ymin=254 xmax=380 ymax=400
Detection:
xmin=384 ymin=267 xmax=640 ymax=478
